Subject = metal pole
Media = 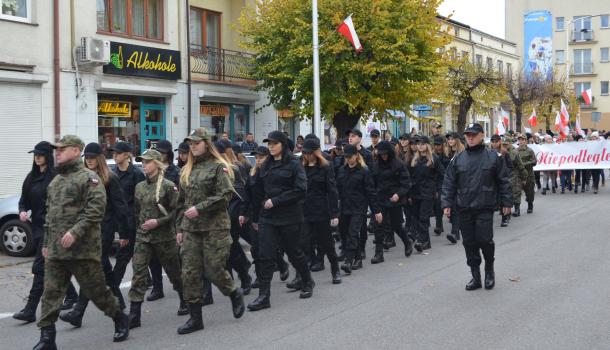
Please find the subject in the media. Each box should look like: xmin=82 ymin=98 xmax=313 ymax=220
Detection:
xmin=312 ymin=0 xmax=323 ymax=143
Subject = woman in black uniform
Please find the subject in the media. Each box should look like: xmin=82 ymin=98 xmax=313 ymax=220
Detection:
xmin=408 ymin=136 xmax=445 ymax=252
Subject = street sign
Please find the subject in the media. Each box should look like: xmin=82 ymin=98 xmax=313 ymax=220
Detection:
xmin=591 ymin=112 xmax=601 ymax=123
xmin=412 ymin=104 xmax=432 ymax=111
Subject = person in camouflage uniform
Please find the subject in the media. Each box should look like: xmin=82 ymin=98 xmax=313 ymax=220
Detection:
xmin=34 ymin=135 xmax=129 ymax=350
xmin=127 ymin=149 xmax=187 ymax=330
xmin=517 ymin=134 xmax=537 ymax=213
xmin=175 ymin=128 xmax=245 ymax=335
xmin=502 ymin=137 xmax=528 ymax=217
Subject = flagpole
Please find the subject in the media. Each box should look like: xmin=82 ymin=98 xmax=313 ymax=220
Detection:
xmin=312 ymin=0 xmax=323 ymax=143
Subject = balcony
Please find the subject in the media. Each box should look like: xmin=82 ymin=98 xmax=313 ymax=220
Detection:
xmin=190 ymin=46 xmax=256 ymax=85
xmin=570 ymin=30 xmax=597 ymax=44
xmin=570 ymin=63 xmax=595 ymax=76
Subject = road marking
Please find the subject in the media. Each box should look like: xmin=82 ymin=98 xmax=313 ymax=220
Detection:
xmin=0 ymin=313 xmax=13 ymax=320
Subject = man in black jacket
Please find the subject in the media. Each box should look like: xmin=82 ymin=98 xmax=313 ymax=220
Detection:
xmin=441 ymin=123 xmax=512 ymax=291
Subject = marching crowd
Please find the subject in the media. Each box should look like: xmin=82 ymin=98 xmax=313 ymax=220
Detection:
xmin=12 ymin=121 xmax=607 ymax=349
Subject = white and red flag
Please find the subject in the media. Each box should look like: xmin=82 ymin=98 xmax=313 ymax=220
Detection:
xmin=554 ymin=111 xmax=570 ymax=138
xmin=581 ymin=88 xmax=592 ymax=105
xmin=528 ymin=108 xmax=537 ymax=127
xmin=575 ymin=116 xmax=586 ymax=137
xmin=337 ymin=15 xmax=363 ymax=52
xmin=500 ymin=108 xmax=510 ymax=128
xmin=495 ymin=118 xmax=506 ymax=135
xmin=560 ymin=99 xmax=570 ymax=126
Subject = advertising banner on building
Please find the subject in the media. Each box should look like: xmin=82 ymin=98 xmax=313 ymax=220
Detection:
xmin=104 ymin=42 xmax=182 ymax=80
xmin=524 ymin=10 xmax=553 ymax=80
xmin=529 ymin=140 xmax=610 ymax=171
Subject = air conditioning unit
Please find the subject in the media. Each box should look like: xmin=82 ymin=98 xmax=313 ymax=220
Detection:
xmin=78 ymin=37 xmax=110 ymax=65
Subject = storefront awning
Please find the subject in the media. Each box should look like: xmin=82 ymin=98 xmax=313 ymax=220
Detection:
xmin=198 ymin=89 xmax=260 ymax=103
xmin=96 ymin=81 xmax=178 ymax=96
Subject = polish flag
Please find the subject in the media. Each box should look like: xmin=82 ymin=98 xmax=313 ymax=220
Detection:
xmin=581 ymin=88 xmax=592 ymax=105
xmin=500 ymin=108 xmax=510 ymax=128
xmin=337 ymin=15 xmax=363 ymax=52
xmin=528 ymin=108 xmax=537 ymax=127
xmin=495 ymin=118 xmax=506 ymax=135
xmin=560 ymin=99 xmax=570 ymax=126
xmin=575 ymin=117 xmax=586 ymax=137
xmin=554 ymin=111 xmax=570 ymax=138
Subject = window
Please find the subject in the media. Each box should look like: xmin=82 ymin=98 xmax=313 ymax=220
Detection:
xmin=475 ymin=54 xmax=483 ymax=67
xmin=573 ymin=16 xmax=592 ymax=41
xmin=574 ymin=82 xmax=591 ymax=96
xmin=0 ymin=0 xmax=31 ymax=22
xmin=506 ymin=63 xmax=512 ymax=77
xmin=556 ymin=50 xmax=565 ymax=64
xmin=573 ymin=49 xmax=592 ymax=73
xmin=497 ymin=60 xmax=503 ymax=74
xmin=602 ymin=81 xmax=609 ymax=95
xmin=601 ymin=48 xmax=609 ymax=62
xmin=97 ymin=0 xmax=163 ymax=40
xmin=601 ymin=15 xmax=609 ymax=28
xmin=486 ymin=57 xmax=493 ymax=70
xmin=189 ymin=7 xmax=221 ymax=51
xmin=556 ymin=17 xmax=564 ymax=31
xmin=461 ymin=51 xmax=469 ymax=61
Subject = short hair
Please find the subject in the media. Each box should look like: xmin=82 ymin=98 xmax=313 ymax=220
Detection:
xmin=246 ymin=132 xmax=253 ymax=136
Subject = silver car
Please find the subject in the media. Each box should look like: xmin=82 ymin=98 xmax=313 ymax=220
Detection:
xmin=0 ymin=195 xmax=35 ymax=257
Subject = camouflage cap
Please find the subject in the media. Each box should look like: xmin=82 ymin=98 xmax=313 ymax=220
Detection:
xmin=135 ymin=149 xmax=162 ymax=162
xmin=502 ymin=136 xmax=515 ymax=144
xmin=51 ymin=135 xmax=85 ymax=149
xmin=184 ymin=128 xmax=210 ymax=142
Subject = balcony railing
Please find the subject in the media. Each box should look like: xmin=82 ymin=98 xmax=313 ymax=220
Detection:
xmin=570 ymin=63 xmax=594 ymax=75
xmin=571 ymin=30 xmax=595 ymax=42
xmin=190 ymin=46 xmax=255 ymax=82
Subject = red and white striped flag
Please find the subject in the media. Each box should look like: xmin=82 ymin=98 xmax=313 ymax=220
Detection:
xmin=560 ymin=99 xmax=570 ymax=126
xmin=554 ymin=111 xmax=570 ymax=138
xmin=581 ymin=88 xmax=592 ymax=105
xmin=495 ymin=118 xmax=506 ymax=135
xmin=501 ymin=108 xmax=510 ymax=128
xmin=528 ymin=108 xmax=537 ymax=127
xmin=337 ymin=15 xmax=363 ymax=52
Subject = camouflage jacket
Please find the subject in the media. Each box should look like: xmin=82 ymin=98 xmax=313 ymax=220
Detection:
xmin=44 ymin=159 xmax=106 ymax=261
xmin=506 ymin=147 xmax=528 ymax=183
xmin=518 ymin=145 xmax=537 ymax=176
xmin=134 ymin=174 xmax=179 ymax=243
xmin=176 ymin=154 xmax=234 ymax=232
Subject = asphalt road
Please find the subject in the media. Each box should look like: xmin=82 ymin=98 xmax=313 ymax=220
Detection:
xmin=1 ymin=187 xmax=609 ymax=350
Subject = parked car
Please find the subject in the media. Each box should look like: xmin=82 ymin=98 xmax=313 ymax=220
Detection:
xmin=0 ymin=195 xmax=35 ymax=257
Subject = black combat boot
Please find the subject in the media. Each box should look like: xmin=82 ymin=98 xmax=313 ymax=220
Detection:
xmin=331 ymin=263 xmax=342 ymax=284
xmin=146 ymin=288 xmax=164 ymax=302
xmin=278 ymin=261 xmax=290 ymax=281
xmin=60 ymin=295 xmax=78 ymax=311
xmin=32 ymin=325 xmax=57 ymax=350
xmin=128 ymin=302 xmax=141 ymax=329
xmin=202 ymin=280 xmax=214 ymax=306
xmin=309 ymin=261 xmax=325 ymax=272
xmin=465 ymin=269 xmax=482 ymax=291
xmin=484 ymin=264 xmax=495 ymax=290
xmin=434 ymin=216 xmax=443 ymax=235
xmin=500 ymin=215 xmax=509 ymax=227
xmin=286 ymin=272 xmax=302 ymax=290
xmin=352 ymin=258 xmax=363 ymax=270
xmin=13 ymin=297 xmax=38 ymax=323
xmin=527 ymin=202 xmax=533 ymax=214
xmin=59 ymin=298 xmax=88 ymax=328
xmin=177 ymin=292 xmax=189 ymax=316
xmin=370 ymin=246 xmax=384 ymax=264
xmin=512 ymin=204 xmax=521 ymax=217
xmin=112 ymin=310 xmax=130 ymax=342
xmin=247 ymin=285 xmax=270 ymax=312
xmin=340 ymin=259 xmax=353 ymax=275
xmin=240 ymin=273 xmax=252 ymax=296
xmin=230 ymin=288 xmax=245 ymax=319
xmin=177 ymin=303 xmax=204 ymax=334
xmin=446 ymin=233 xmax=457 ymax=244
xmin=299 ymin=279 xmax=315 ymax=299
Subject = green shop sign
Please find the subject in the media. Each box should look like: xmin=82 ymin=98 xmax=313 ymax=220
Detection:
xmin=103 ymin=42 xmax=182 ymax=80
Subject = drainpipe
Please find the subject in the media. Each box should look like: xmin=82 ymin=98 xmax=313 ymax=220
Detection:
xmin=53 ymin=0 xmax=61 ymax=140
xmin=185 ymin=0 xmax=192 ymax=132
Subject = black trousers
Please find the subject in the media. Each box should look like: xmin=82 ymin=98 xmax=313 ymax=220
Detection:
xmin=376 ymin=206 xmax=408 ymax=252
xmin=411 ymin=198 xmax=433 ymax=245
xmin=590 ymin=169 xmax=602 ymax=190
xmin=458 ymin=209 xmax=495 ymax=270
xmin=339 ymin=214 xmax=366 ymax=262
xmin=149 ymin=256 xmax=163 ymax=290
xmin=228 ymin=212 xmax=252 ymax=282
xmin=113 ymin=230 xmax=136 ymax=286
xmin=433 ymin=196 xmax=443 ymax=230
xmin=402 ymin=203 xmax=415 ymax=239
xmin=257 ymin=223 xmax=311 ymax=288
xmin=249 ymin=225 xmax=287 ymax=282
xmin=304 ymin=220 xmax=339 ymax=272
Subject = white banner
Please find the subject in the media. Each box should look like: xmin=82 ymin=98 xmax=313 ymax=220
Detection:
xmin=528 ymin=140 xmax=610 ymax=171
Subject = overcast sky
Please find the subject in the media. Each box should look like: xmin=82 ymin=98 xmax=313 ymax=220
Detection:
xmin=438 ymin=0 xmax=505 ymax=38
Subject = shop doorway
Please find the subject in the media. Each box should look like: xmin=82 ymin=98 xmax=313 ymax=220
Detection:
xmin=140 ymin=99 xmax=166 ymax=151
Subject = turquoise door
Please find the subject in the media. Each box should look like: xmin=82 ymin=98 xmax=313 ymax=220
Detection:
xmin=140 ymin=99 xmax=166 ymax=152
xmin=229 ymin=105 xmax=249 ymax=142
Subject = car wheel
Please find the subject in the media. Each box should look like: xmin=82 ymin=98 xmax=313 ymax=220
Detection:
xmin=1 ymin=219 xmax=35 ymax=257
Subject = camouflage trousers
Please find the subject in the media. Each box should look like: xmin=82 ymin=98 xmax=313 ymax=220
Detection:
xmin=182 ymin=230 xmax=235 ymax=304
xmin=129 ymin=240 xmax=183 ymax=303
xmin=523 ymin=176 xmax=536 ymax=203
xmin=512 ymin=179 xmax=523 ymax=205
xmin=38 ymin=259 xmax=119 ymax=328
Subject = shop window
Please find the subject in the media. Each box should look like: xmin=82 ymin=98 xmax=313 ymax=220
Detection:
xmin=189 ymin=7 xmax=221 ymax=51
xmin=278 ymin=110 xmax=296 ymax=141
xmin=97 ymin=0 xmax=163 ymax=40
xmin=1 ymin=0 xmax=31 ymax=23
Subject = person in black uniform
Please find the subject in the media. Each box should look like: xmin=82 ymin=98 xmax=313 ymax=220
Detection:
xmin=367 ymin=129 xmax=381 ymax=154
xmin=300 ymin=138 xmax=342 ymax=284
xmin=347 ymin=129 xmax=375 ymax=266
xmin=337 ymin=145 xmax=382 ymax=275
xmin=371 ymin=141 xmax=413 ymax=264
xmin=441 ymin=123 xmax=512 ymax=291
xmin=13 ymin=142 xmax=79 ymax=323
xmin=432 ymin=136 xmax=450 ymax=236
xmin=146 ymin=139 xmax=180 ymax=301
xmin=247 ymin=131 xmax=315 ymax=311
xmin=60 ymin=142 xmax=129 ymax=327
xmin=408 ymin=136 xmax=445 ymax=252
xmin=175 ymin=142 xmax=189 ymax=168
xmin=110 ymin=142 xmax=146 ymax=293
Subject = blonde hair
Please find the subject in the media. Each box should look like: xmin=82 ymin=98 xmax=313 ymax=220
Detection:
xmin=445 ymin=138 xmax=465 ymax=157
xmin=180 ymin=139 xmax=234 ymax=186
xmin=152 ymin=160 xmax=168 ymax=204
xmin=411 ymin=144 xmax=435 ymax=167
xmin=250 ymin=154 xmax=266 ymax=176
xmin=345 ymin=153 xmax=367 ymax=168
xmin=302 ymin=149 xmax=329 ymax=167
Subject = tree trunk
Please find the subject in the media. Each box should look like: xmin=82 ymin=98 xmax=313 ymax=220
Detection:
xmin=515 ymin=106 xmax=523 ymax=133
xmin=332 ymin=109 xmax=361 ymax=139
xmin=457 ymin=96 xmax=474 ymax=133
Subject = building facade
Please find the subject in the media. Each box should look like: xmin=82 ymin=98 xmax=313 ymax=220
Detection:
xmin=506 ymin=0 xmax=610 ymax=130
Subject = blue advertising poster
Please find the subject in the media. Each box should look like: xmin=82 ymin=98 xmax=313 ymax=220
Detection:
xmin=524 ymin=11 xmax=553 ymax=79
